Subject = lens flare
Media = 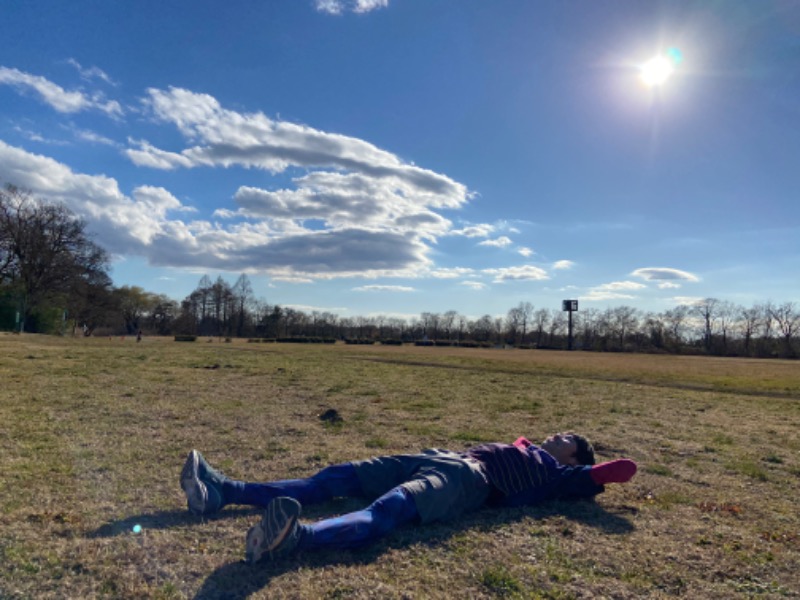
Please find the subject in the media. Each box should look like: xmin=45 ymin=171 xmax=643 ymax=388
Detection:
xmin=666 ymin=47 xmax=683 ymax=65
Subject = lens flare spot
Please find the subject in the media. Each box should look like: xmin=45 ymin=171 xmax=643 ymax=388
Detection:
xmin=667 ymin=47 xmax=683 ymax=65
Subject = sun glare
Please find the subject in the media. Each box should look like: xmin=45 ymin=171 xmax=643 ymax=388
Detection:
xmin=640 ymin=55 xmax=674 ymax=87
xmin=639 ymin=48 xmax=682 ymax=87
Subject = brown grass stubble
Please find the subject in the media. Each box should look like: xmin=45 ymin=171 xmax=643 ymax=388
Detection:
xmin=0 ymin=334 xmax=798 ymax=599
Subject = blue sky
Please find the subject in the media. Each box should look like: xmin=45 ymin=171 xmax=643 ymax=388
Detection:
xmin=2 ymin=1 xmax=798 ymax=321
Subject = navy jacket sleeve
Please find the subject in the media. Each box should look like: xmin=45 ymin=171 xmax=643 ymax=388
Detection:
xmin=497 ymin=452 xmax=604 ymax=507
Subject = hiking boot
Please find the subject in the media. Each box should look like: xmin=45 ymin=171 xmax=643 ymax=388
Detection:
xmin=180 ymin=450 xmax=228 ymax=515
xmin=245 ymin=496 xmax=304 ymax=563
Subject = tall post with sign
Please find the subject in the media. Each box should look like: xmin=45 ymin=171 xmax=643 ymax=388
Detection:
xmin=562 ymin=299 xmax=578 ymax=350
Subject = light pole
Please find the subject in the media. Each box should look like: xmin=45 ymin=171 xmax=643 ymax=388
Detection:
xmin=562 ymin=299 xmax=578 ymax=350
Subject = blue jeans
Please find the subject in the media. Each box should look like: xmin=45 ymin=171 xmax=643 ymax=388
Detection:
xmin=224 ymin=463 xmax=419 ymax=551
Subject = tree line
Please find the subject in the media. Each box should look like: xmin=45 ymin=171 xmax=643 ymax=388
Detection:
xmin=1 ymin=184 xmax=797 ymax=357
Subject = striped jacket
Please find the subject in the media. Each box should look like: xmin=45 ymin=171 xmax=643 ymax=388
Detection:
xmin=467 ymin=437 xmax=603 ymax=506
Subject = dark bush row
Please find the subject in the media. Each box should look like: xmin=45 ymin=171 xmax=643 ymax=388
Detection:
xmin=413 ymin=340 xmax=494 ymax=348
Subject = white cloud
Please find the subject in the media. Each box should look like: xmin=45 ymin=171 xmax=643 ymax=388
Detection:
xmin=631 ymin=267 xmax=699 ymax=282
xmin=452 ymin=224 xmax=494 ymax=238
xmin=233 ymin=173 xmax=453 ymax=237
xmin=461 ymin=280 xmax=487 ymax=290
xmin=13 ymin=126 xmax=68 ymax=145
xmin=478 ymin=236 xmax=513 ymax=248
xmin=672 ymin=296 xmax=704 ymax=306
xmin=582 ymin=290 xmax=636 ymax=302
xmin=315 ymin=0 xmax=388 ymax=14
xmin=581 ymin=280 xmax=646 ymax=302
xmin=0 ymin=66 xmax=123 ymax=117
xmin=354 ymin=0 xmax=389 ymax=12
xmin=429 ymin=267 xmax=475 ymax=279
xmin=1 ymin=80 xmax=476 ymax=281
xmin=353 ymin=284 xmax=415 ymax=292
xmin=552 ymin=260 xmax=574 ymax=270
xmin=0 ymin=139 xmax=443 ymax=278
xmin=483 ymin=265 xmax=549 ymax=283
xmin=658 ymin=281 xmax=681 ymax=289
xmin=127 ymin=88 xmax=469 ymax=243
xmin=0 ymin=140 xmax=190 ymax=248
xmin=133 ymin=88 xmax=466 ymax=208
xmin=66 ymin=59 xmax=116 ymax=86
xmin=126 ymin=139 xmax=195 ymax=169
xmin=596 ymin=281 xmax=647 ymax=291
xmin=72 ymin=127 xmax=117 ymax=146
xmin=518 ymin=246 xmax=534 ymax=257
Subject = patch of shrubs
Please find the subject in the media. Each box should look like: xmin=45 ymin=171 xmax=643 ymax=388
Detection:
xmin=174 ymin=335 xmax=197 ymax=342
xmin=247 ymin=337 xmax=336 ymax=343
xmin=344 ymin=338 xmax=375 ymax=345
xmin=414 ymin=339 xmax=492 ymax=348
xmin=277 ymin=337 xmax=337 ymax=344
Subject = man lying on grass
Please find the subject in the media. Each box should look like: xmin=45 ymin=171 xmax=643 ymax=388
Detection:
xmin=180 ymin=433 xmax=637 ymax=563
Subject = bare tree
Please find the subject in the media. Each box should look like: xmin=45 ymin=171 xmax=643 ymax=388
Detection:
xmin=470 ymin=314 xmax=494 ymax=342
xmin=547 ymin=310 xmax=566 ymax=347
xmin=737 ymin=304 xmax=763 ymax=356
xmin=533 ymin=308 xmax=549 ymax=347
xmin=0 ymin=185 xmax=110 ymax=332
xmin=505 ymin=305 xmax=523 ymax=344
xmin=692 ymin=298 xmax=720 ymax=352
xmin=663 ymin=305 xmax=690 ymax=350
xmin=610 ymin=306 xmax=639 ymax=350
xmin=770 ymin=302 xmax=799 ymax=358
xmin=576 ymin=308 xmax=600 ymax=350
xmin=231 ymin=274 xmax=254 ymax=337
xmin=440 ymin=310 xmax=458 ymax=340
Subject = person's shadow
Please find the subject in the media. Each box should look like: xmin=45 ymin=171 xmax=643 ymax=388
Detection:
xmin=88 ymin=507 xmax=260 ymax=538
xmin=191 ymin=498 xmax=636 ymax=600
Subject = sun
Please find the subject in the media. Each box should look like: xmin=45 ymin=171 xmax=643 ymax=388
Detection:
xmin=639 ymin=48 xmax=682 ymax=87
xmin=640 ymin=56 xmax=674 ymax=86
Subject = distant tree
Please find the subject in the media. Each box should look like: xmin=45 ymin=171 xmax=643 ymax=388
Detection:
xmin=663 ymin=305 xmax=690 ymax=351
xmin=692 ymin=298 xmax=720 ymax=352
xmin=532 ymin=308 xmax=549 ymax=347
xmin=113 ymin=285 xmax=153 ymax=334
xmin=643 ymin=311 xmax=666 ymax=350
xmin=716 ymin=300 xmax=737 ymax=355
xmin=147 ymin=294 xmax=178 ymax=335
xmin=737 ymin=304 xmax=762 ymax=356
xmin=505 ymin=306 xmax=523 ymax=344
xmin=0 ymin=185 xmax=110 ymax=332
xmin=547 ymin=310 xmax=566 ymax=347
xmin=441 ymin=310 xmax=458 ymax=340
xmin=576 ymin=308 xmax=601 ymax=350
xmin=770 ymin=302 xmax=799 ymax=358
xmin=231 ymin=274 xmax=254 ymax=337
xmin=610 ymin=306 xmax=639 ymax=350
xmin=470 ymin=314 xmax=494 ymax=342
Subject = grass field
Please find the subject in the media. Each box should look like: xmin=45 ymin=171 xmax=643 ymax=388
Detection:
xmin=1 ymin=334 xmax=799 ymax=599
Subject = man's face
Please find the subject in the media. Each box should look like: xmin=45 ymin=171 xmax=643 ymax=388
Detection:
xmin=541 ymin=433 xmax=579 ymax=466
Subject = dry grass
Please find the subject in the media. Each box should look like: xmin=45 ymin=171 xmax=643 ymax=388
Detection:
xmin=1 ymin=334 xmax=799 ymax=599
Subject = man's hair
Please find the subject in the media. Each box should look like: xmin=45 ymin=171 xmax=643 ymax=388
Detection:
xmin=571 ymin=433 xmax=596 ymax=466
